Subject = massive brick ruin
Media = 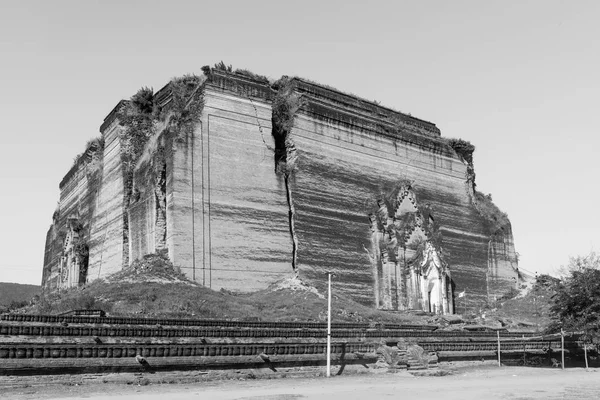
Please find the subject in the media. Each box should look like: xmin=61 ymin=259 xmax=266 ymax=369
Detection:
xmin=42 ymin=66 xmax=519 ymax=313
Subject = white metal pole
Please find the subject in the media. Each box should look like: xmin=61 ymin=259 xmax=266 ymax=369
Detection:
xmin=522 ymin=334 xmax=526 ymax=365
xmin=327 ymin=272 xmax=332 ymax=378
xmin=584 ymin=343 xmax=589 ymax=370
xmin=561 ymin=329 xmax=565 ymax=370
xmin=497 ymin=330 xmax=501 ymax=367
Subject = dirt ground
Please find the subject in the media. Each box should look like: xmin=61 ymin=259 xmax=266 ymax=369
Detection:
xmin=2 ymin=363 xmax=600 ymax=400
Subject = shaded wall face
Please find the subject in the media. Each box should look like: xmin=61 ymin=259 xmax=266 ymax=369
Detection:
xmin=43 ymin=120 xmax=126 ymax=290
xmin=43 ymin=145 xmax=103 ymax=290
xmin=166 ymin=89 xmax=292 ymax=290
xmin=128 ymin=186 xmax=156 ymax=262
xmin=128 ymin=153 xmax=157 ymax=262
xmin=289 ymin=113 xmax=517 ymax=308
xmin=487 ymin=226 xmax=519 ymax=301
xmin=42 ymin=225 xmax=61 ymax=289
xmin=289 ymin=115 xmax=462 ymax=305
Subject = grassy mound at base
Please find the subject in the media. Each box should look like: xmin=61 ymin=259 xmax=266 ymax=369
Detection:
xmin=476 ymin=276 xmax=556 ymax=330
xmin=28 ymin=254 xmax=432 ymax=324
xmin=23 ymin=255 xmax=556 ymax=329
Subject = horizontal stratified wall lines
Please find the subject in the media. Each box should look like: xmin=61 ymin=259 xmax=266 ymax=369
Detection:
xmin=292 ymin=124 xmax=464 ymax=181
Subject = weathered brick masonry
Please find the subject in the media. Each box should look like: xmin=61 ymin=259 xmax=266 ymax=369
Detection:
xmin=43 ymin=67 xmax=519 ymax=313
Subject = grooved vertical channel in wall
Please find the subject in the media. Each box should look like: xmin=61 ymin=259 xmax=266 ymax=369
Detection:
xmin=191 ymin=121 xmax=206 ymax=286
xmin=205 ymin=115 xmax=213 ymax=288
xmin=201 ymin=117 xmax=205 ymax=286
xmin=191 ymin=125 xmax=196 ymax=281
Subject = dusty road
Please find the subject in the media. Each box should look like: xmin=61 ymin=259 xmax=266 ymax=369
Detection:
xmin=3 ymin=366 xmax=600 ymax=400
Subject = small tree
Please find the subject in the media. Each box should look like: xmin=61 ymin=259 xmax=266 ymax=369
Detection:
xmin=549 ymin=252 xmax=600 ymax=347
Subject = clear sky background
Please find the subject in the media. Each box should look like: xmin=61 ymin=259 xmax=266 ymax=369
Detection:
xmin=0 ymin=0 xmax=598 ymax=285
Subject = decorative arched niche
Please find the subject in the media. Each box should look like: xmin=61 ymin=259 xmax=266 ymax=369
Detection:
xmin=367 ymin=184 xmax=453 ymax=314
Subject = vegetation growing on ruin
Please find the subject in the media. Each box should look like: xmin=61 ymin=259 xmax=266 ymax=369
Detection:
xmin=118 ymin=87 xmax=155 ymax=167
xmin=445 ymin=138 xmax=510 ymax=236
xmin=116 ymin=75 xmax=205 ymax=259
xmin=206 ymin=61 xmax=270 ymax=84
xmin=61 ymin=136 xmax=105 ymax=191
xmin=159 ymin=74 xmax=205 ymax=134
xmin=473 ymin=190 xmax=510 ymax=234
xmin=118 ymin=74 xmax=205 ymax=169
xmin=271 ymin=77 xmax=303 ymax=174
xmin=117 ymin=87 xmax=156 ymax=264
xmin=70 ymin=136 xmax=105 ymax=171
xmin=270 ymin=77 xmax=305 ymax=274
xmin=213 ymin=60 xmax=233 ymax=73
xmin=85 ymin=136 xmax=105 ymax=153
xmin=447 ymin=138 xmax=476 ymax=187
xmin=73 ymin=136 xmax=104 ymax=165
xmin=447 ymin=138 xmax=475 ymax=165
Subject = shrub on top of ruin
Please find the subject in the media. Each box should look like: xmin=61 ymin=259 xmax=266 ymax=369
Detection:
xmin=70 ymin=136 xmax=105 ymax=169
xmin=272 ymin=77 xmax=303 ymax=137
xmin=474 ymin=190 xmax=510 ymax=234
xmin=272 ymin=77 xmax=304 ymax=174
xmin=120 ymin=87 xmax=155 ymax=123
xmin=163 ymin=74 xmax=205 ymax=135
xmin=213 ymin=60 xmax=233 ymax=72
xmin=118 ymin=87 xmax=156 ymax=167
xmin=446 ymin=138 xmax=509 ymax=232
xmin=447 ymin=138 xmax=475 ymax=165
xmin=201 ymin=65 xmax=211 ymax=76
xmin=445 ymin=137 xmax=477 ymax=188
xmin=130 ymin=87 xmax=154 ymax=115
xmin=84 ymin=136 xmax=105 ymax=152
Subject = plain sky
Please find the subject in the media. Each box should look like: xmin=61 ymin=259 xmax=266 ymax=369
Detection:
xmin=0 ymin=0 xmax=598 ymax=285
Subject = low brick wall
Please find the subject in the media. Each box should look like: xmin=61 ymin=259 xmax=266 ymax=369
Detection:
xmin=0 ymin=314 xmax=582 ymax=375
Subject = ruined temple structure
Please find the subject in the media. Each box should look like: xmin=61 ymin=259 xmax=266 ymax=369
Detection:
xmin=42 ymin=65 xmax=519 ymax=314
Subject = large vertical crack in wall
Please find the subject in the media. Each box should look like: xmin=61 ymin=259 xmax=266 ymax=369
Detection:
xmin=272 ymin=78 xmax=302 ymax=274
xmin=115 ymin=76 xmax=204 ymax=271
xmin=117 ymin=88 xmax=155 ymax=267
xmin=284 ymin=173 xmax=298 ymax=273
xmin=154 ymin=156 xmax=167 ymax=251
